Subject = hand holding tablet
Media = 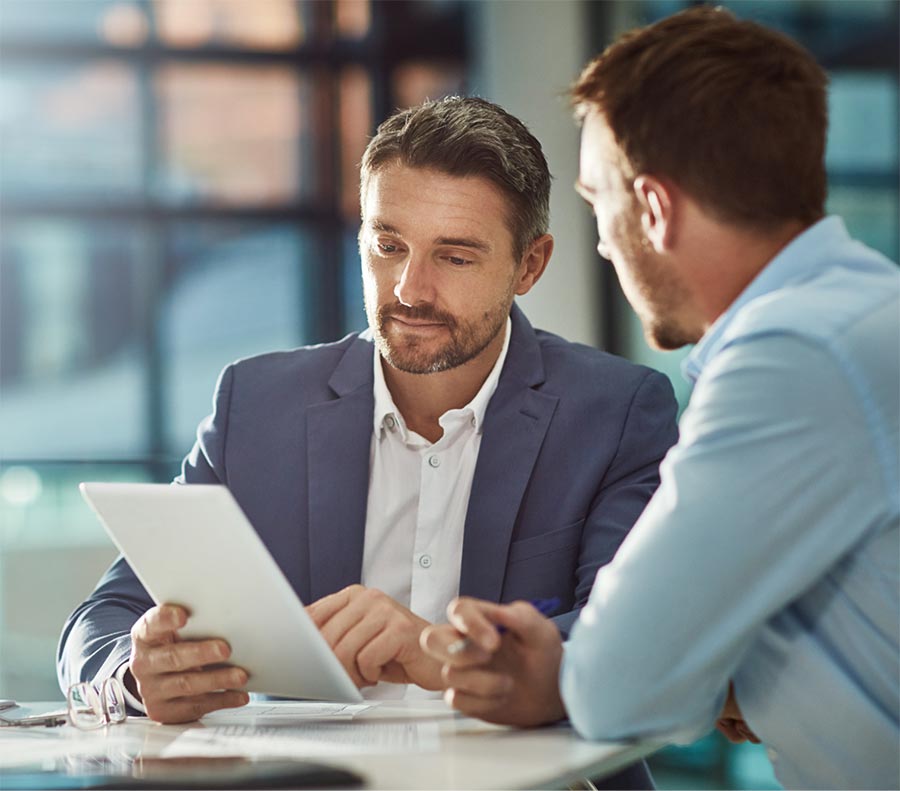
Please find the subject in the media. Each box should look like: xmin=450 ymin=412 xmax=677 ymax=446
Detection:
xmin=127 ymin=603 xmax=250 ymax=723
xmin=80 ymin=482 xmax=362 ymax=723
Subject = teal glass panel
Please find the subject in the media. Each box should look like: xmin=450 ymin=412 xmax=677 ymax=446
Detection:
xmin=0 ymin=62 xmax=142 ymax=199
xmin=0 ymin=220 xmax=150 ymax=459
xmin=160 ymin=223 xmax=311 ymax=454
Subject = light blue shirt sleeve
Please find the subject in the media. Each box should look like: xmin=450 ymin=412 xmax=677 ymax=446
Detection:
xmin=561 ymin=333 xmax=896 ymax=750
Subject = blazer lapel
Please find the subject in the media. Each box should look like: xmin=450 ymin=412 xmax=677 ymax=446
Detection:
xmin=459 ymin=305 xmax=559 ymax=602
xmin=306 ymin=337 xmax=374 ymax=603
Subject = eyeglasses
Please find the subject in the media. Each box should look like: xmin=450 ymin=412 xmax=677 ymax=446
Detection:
xmin=0 ymin=678 xmax=128 ymax=729
xmin=66 ymin=677 xmax=128 ymax=730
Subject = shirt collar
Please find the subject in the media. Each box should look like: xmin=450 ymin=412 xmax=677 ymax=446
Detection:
xmin=372 ymin=316 xmax=512 ymax=440
xmin=682 ymin=216 xmax=850 ymax=383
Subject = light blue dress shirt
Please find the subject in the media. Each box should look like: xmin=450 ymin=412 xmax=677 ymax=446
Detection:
xmin=561 ymin=217 xmax=899 ymax=790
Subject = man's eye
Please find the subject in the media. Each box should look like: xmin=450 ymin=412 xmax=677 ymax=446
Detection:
xmin=377 ymin=241 xmax=399 ymax=254
xmin=445 ymin=255 xmax=471 ymax=266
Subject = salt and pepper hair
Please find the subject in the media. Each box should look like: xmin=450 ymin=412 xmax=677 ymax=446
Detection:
xmin=360 ymin=96 xmax=551 ymax=261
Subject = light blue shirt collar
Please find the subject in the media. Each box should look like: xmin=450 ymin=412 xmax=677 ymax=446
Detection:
xmin=682 ymin=216 xmax=850 ymax=384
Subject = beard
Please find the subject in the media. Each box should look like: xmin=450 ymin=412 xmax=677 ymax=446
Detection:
xmin=632 ymin=252 xmax=698 ymax=350
xmin=368 ymin=298 xmax=511 ymax=375
xmin=613 ymin=211 xmax=698 ymax=351
xmin=643 ymin=310 xmax=697 ymax=350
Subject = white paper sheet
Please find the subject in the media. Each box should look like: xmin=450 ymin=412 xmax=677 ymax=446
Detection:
xmin=199 ymin=701 xmax=371 ymax=726
xmin=162 ymin=720 xmax=442 ymax=757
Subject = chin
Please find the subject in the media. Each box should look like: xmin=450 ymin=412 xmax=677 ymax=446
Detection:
xmin=643 ymin=317 xmax=697 ymax=351
xmin=380 ymin=340 xmax=445 ymax=374
xmin=385 ymin=353 xmax=451 ymax=375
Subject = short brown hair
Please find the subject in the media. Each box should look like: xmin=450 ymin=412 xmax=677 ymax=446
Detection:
xmin=572 ymin=5 xmax=828 ymax=229
xmin=361 ymin=96 xmax=551 ymax=260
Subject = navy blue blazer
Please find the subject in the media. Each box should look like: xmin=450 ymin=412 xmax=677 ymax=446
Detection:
xmin=58 ymin=304 xmax=678 ymax=690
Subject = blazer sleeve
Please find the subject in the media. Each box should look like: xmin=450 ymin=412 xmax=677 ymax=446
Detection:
xmin=552 ymin=369 xmax=679 ymax=636
xmin=56 ymin=365 xmax=235 ymax=694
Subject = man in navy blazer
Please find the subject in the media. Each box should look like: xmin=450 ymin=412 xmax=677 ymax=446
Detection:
xmin=59 ymin=97 xmax=677 ymax=756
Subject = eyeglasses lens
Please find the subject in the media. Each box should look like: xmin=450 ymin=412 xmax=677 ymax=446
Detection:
xmin=102 ymin=679 xmax=127 ymax=724
xmin=68 ymin=683 xmax=104 ymax=730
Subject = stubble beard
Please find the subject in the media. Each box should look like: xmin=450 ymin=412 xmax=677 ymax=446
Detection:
xmin=644 ymin=313 xmax=697 ymax=351
xmin=369 ymin=298 xmax=511 ymax=375
xmin=616 ymin=214 xmax=697 ymax=351
xmin=635 ymin=264 xmax=699 ymax=350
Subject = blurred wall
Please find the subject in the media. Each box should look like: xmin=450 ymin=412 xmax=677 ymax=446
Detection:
xmin=470 ymin=1 xmax=601 ymax=348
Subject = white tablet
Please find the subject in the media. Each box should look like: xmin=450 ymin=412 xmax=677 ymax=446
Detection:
xmin=79 ymin=482 xmax=363 ymax=703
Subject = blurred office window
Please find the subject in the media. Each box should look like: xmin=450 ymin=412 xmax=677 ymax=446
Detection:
xmin=0 ymin=0 xmax=470 ymax=699
xmin=0 ymin=62 xmax=142 ymax=198
xmin=826 ymin=71 xmax=899 ymax=261
xmin=0 ymin=220 xmax=150 ymax=459
xmin=160 ymin=223 xmax=315 ymax=451
xmin=588 ymin=2 xmax=899 ymax=788
xmin=0 ymin=0 xmax=136 ymax=44
xmin=392 ymin=61 xmax=466 ymax=109
xmin=155 ymin=64 xmax=312 ymax=205
xmin=335 ymin=0 xmax=372 ymax=40
xmin=153 ymin=0 xmax=307 ymax=50
xmin=339 ymin=66 xmax=373 ymax=221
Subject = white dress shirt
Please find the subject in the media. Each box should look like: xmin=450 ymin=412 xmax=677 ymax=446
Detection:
xmin=361 ymin=318 xmax=511 ymax=699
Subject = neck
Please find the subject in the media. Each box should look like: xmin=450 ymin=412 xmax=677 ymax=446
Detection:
xmin=382 ymin=326 xmax=506 ymax=444
xmin=692 ymin=218 xmax=810 ymax=334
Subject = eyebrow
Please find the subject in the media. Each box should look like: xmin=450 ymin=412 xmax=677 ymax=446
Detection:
xmin=367 ymin=219 xmax=492 ymax=255
xmin=435 ymin=236 xmax=492 ymax=254
xmin=368 ymin=219 xmax=401 ymax=234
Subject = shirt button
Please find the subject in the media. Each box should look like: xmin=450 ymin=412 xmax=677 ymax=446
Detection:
xmin=470 ymin=416 xmax=477 ymax=427
xmin=419 ymin=554 xmax=432 ymax=568
xmin=385 ymin=415 xmax=396 ymax=431
xmin=427 ymin=455 xmax=440 ymax=468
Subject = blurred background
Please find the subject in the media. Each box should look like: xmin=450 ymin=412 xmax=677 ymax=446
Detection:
xmin=0 ymin=1 xmax=896 ymax=787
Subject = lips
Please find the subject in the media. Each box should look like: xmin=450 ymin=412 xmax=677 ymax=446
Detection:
xmin=388 ymin=316 xmax=445 ymax=328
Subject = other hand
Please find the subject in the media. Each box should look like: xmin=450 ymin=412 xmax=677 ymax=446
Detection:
xmin=128 ymin=604 xmax=249 ymax=724
xmin=307 ymin=585 xmax=441 ymax=690
xmin=420 ymin=596 xmax=566 ymax=727
xmin=715 ymin=682 xmax=760 ymax=743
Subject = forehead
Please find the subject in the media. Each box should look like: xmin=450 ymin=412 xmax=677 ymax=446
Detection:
xmin=362 ymin=164 xmax=514 ymax=247
xmin=578 ymin=109 xmax=627 ymax=195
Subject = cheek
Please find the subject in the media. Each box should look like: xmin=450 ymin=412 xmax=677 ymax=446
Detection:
xmin=360 ymin=261 xmax=376 ymax=297
xmin=607 ymin=251 xmax=649 ymax=309
xmin=361 ymin=264 xmax=390 ymax=318
xmin=612 ymin=259 xmax=638 ymax=297
xmin=361 ymin=257 xmax=392 ymax=297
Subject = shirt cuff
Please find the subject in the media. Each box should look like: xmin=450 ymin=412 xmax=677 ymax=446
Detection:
xmin=115 ymin=662 xmax=146 ymax=715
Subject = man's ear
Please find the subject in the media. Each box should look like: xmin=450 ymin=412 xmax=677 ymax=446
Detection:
xmin=633 ymin=175 xmax=674 ymax=252
xmin=515 ymin=233 xmax=554 ymax=296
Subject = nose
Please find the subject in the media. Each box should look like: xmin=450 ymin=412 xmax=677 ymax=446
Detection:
xmin=394 ymin=253 xmax=436 ymax=307
xmin=596 ymin=238 xmax=613 ymax=261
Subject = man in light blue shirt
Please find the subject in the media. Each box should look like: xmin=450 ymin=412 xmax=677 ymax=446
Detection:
xmin=421 ymin=7 xmax=899 ymax=789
